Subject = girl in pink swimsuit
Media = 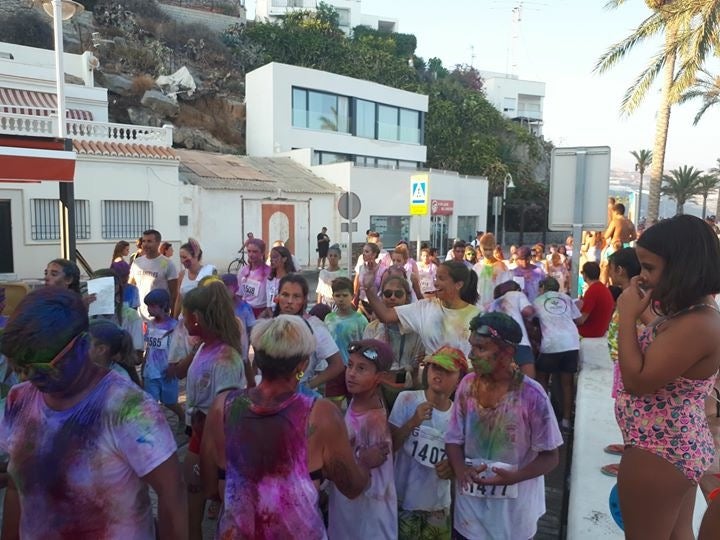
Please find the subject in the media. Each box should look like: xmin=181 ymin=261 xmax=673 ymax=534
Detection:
xmin=614 ymin=214 xmax=720 ymax=540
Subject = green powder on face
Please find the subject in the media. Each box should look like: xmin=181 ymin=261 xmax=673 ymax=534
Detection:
xmin=471 ymin=357 xmax=494 ymax=375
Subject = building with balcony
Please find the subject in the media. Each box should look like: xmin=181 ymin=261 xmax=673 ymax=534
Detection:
xmin=480 ymin=70 xmax=545 ymax=136
xmin=246 ymin=62 xmax=427 ymax=169
xmin=254 ymin=0 xmax=397 ymax=34
xmin=0 ymin=42 xmax=180 ymax=279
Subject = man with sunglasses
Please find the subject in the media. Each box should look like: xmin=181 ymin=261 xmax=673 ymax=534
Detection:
xmin=0 ymin=288 xmax=186 ymax=539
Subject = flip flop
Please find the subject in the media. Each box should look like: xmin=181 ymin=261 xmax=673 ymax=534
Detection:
xmin=604 ymin=444 xmax=625 ymax=456
xmin=601 ymin=463 xmax=620 ymax=477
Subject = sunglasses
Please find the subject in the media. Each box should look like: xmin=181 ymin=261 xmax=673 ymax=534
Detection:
xmin=472 ymin=325 xmax=515 ymax=345
xmin=14 ymin=333 xmax=82 ymax=380
xmin=347 ymin=343 xmax=379 ymax=361
xmin=382 ymin=289 xmax=406 ymax=299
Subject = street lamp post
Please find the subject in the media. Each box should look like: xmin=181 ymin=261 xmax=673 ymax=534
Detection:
xmin=500 ymin=172 xmax=515 ymax=247
xmin=39 ymin=0 xmax=84 ymax=261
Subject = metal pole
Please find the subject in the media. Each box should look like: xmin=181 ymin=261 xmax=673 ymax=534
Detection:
xmin=494 ymin=199 xmax=499 ymax=237
xmin=52 ymin=0 xmax=67 ymax=139
xmin=570 ymin=151 xmax=587 ymax=298
xmin=501 ymin=178 xmax=508 ymax=247
xmin=347 ymin=189 xmax=352 ymax=280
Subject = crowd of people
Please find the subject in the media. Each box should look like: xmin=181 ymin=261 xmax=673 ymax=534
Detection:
xmin=0 ymin=212 xmax=719 ymax=539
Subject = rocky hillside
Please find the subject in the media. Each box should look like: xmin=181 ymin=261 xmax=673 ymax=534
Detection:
xmin=3 ymin=0 xmax=249 ymax=153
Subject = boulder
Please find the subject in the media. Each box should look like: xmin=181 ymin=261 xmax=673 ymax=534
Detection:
xmin=97 ymin=73 xmax=134 ymax=96
xmin=141 ymin=90 xmax=178 ymax=117
xmin=127 ymin=106 xmax=164 ymax=127
xmin=173 ymin=127 xmax=237 ymax=154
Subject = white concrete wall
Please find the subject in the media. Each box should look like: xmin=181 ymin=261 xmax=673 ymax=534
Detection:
xmin=482 ymin=73 xmax=545 ymax=122
xmin=158 ymin=4 xmax=246 ymax=32
xmin=246 ymin=62 xmax=428 ymax=163
xmin=0 ymin=156 xmax=180 ymax=279
xmin=309 ymin=162 xmax=488 ymax=248
xmin=178 ymin=184 xmax=337 ymax=272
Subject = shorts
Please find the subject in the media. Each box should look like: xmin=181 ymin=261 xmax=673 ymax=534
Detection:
xmin=536 ymin=350 xmax=579 ymax=374
xmin=144 ymin=376 xmax=179 ymax=405
xmin=399 ymin=508 xmax=451 ymax=540
xmin=514 ymin=344 xmax=535 ymax=366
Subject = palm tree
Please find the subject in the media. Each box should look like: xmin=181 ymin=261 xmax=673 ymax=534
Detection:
xmin=696 ymin=174 xmax=720 ymax=218
xmin=630 ymin=149 xmax=652 ymax=220
xmin=595 ymin=1 xmax=720 ymax=223
xmin=679 ymin=69 xmax=720 ymax=125
xmin=661 ymin=165 xmax=704 ymax=215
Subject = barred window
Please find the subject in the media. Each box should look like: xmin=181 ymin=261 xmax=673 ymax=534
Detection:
xmin=30 ymin=199 xmax=91 ymax=241
xmin=102 ymin=200 xmax=153 ymax=240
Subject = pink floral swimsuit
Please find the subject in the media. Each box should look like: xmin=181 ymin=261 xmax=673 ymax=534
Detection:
xmin=614 ymin=305 xmax=718 ymax=483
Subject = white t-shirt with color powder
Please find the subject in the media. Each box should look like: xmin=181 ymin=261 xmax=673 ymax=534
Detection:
xmin=533 ymin=291 xmax=581 ymax=354
xmin=389 ymin=390 xmax=453 ymax=512
xmin=488 ymin=291 xmax=532 ymax=347
xmin=445 ymin=374 xmax=563 ymax=540
xmin=237 ymin=264 xmax=270 ymax=309
xmin=130 ymin=255 xmax=179 ymax=320
xmin=395 ymin=299 xmax=480 ymax=358
xmin=299 ymin=315 xmax=340 ymax=385
xmin=0 ymin=371 xmax=177 ymax=539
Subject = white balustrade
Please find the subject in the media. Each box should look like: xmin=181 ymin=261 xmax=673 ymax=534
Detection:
xmin=0 ymin=110 xmax=173 ymax=147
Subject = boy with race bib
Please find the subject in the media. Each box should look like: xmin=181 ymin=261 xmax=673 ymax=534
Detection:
xmin=446 ymin=312 xmax=562 ymax=540
xmin=143 ymin=289 xmax=184 ymax=426
xmin=389 ymin=346 xmax=467 ymax=540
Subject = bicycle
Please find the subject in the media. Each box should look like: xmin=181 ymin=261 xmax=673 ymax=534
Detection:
xmin=227 ymin=247 xmax=247 ymax=274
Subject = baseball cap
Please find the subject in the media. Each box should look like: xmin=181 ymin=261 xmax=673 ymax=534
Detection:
xmin=347 ymin=339 xmax=393 ymax=372
xmin=425 ymin=346 xmax=468 ymax=375
xmin=469 ymin=312 xmax=523 ymax=345
xmin=144 ymin=288 xmax=170 ymax=309
xmin=517 ymin=246 xmax=532 ymax=259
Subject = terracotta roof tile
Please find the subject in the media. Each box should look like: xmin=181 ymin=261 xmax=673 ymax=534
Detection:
xmin=72 ymin=140 xmax=178 ymax=160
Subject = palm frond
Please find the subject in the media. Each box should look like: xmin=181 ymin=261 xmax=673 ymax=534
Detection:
xmin=594 ymin=11 xmax=667 ymax=74
xmin=692 ymin=97 xmax=720 ymax=125
xmin=620 ymin=48 xmax=670 ymax=114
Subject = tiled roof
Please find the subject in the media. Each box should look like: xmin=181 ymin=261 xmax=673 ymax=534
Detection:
xmin=176 ymin=149 xmax=340 ymax=195
xmin=72 ymin=140 xmax=179 ymax=160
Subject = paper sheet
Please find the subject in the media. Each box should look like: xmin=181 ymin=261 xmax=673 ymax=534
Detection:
xmin=87 ymin=277 xmax=116 ymax=317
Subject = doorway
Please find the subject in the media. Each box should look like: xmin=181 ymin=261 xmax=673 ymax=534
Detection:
xmin=0 ymin=200 xmax=13 ymax=273
xmin=430 ymin=215 xmax=449 ymax=252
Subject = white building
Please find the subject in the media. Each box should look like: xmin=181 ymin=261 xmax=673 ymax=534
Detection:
xmin=254 ymin=0 xmax=397 ymax=34
xmin=177 ymin=149 xmax=339 ymax=271
xmin=246 ymin=62 xmax=427 ymax=169
xmin=0 ymin=42 xmax=180 ymax=280
xmin=480 ymin=70 xmax=545 ymax=136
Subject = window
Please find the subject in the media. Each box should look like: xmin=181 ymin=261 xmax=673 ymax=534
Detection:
xmin=376 ymin=158 xmax=397 ymax=169
xmin=336 ymin=7 xmax=351 ymax=28
xmin=30 ymin=198 xmax=90 ymax=241
xmin=356 ymin=100 xmax=376 ymax=139
xmin=377 ymin=104 xmax=399 ymax=141
xmin=313 ymin=151 xmax=350 ymax=165
xmin=399 ymin=109 xmax=420 ymax=143
xmin=370 ymin=215 xmax=410 ymax=248
xmin=457 ymin=216 xmax=477 ymax=244
xmin=293 ymin=87 xmax=349 ymax=133
xmin=102 ymin=200 xmax=153 ymax=240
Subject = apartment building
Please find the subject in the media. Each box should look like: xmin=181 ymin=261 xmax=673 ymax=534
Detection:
xmin=480 ymin=70 xmax=545 ymax=136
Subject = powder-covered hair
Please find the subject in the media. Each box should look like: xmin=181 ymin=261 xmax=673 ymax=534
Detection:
xmin=48 ymin=258 xmax=81 ymax=293
xmin=441 ymin=261 xmax=479 ymax=305
xmin=1 ymin=287 xmax=88 ymax=365
xmin=364 ymin=242 xmax=380 ymax=257
xmin=180 ymin=238 xmax=202 ymax=261
xmin=328 ymin=244 xmax=342 ymax=258
xmin=393 ymin=244 xmax=409 ymax=262
xmin=331 ymin=276 xmax=354 ymax=295
xmin=251 ymin=315 xmax=315 ymax=380
xmin=183 ymin=279 xmax=242 ymax=354
xmin=88 ymin=319 xmax=141 ymax=385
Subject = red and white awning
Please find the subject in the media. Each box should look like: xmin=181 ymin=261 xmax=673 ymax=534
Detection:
xmin=0 ymin=135 xmax=76 ymax=183
xmin=0 ymin=87 xmax=93 ymax=121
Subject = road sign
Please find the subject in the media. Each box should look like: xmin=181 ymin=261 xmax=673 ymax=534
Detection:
xmin=410 ymin=173 xmax=429 ymax=215
xmin=431 ymin=199 xmax=454 ymax=216
xmin=338 ymin=191 xmax=361 ymax=220
xmin=549 ymin=146 xmax=610 ymax=230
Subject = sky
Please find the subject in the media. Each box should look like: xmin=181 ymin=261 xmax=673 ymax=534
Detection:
xmin=247 ymin=0 xmax=720 ymax=173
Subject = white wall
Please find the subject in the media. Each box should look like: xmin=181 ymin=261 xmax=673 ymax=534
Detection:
xmin=179 ymin=184 xmax=338 ymax=272
xmin=0 ymin=156 xmax=180 ymax=279
xmin=246 ymin=62 xmax=428 ymax=163
xmin=309 ymin=162 xmax=488 ymax=247
xmin=483 ymin=74 xmax=545 ymax=121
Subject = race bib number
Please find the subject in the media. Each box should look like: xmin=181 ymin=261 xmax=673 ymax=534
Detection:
xmin=461 ymin=459 xmax=518 ymax=499
xmin=145 ymin=329 xmax=170 ymax=350
xmin=420 ymin=276 xmax=434 ymax=293
xmin=243 ymin=278 xmax=260 ymax=298
xmin=405 ymin=425 xmax=447 ymax=468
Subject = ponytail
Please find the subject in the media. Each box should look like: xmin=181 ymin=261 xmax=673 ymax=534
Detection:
xmin=441 ymin=261 xmax=479 ymax=305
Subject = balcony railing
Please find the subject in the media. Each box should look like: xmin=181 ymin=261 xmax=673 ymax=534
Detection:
xmin=0 ymin=111 xmax=174 ymax=147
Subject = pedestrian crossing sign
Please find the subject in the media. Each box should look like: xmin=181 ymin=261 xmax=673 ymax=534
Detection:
xmin=410 ymin=174 xmax=429 ymax=215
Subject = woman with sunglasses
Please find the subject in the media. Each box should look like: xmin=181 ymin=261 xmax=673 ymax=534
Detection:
xmin=363 ymin=260 xmax=480 ymax=357
xmin=0 ymin=288 xmax=186 ymax=538
xmin=363 ymin=276 xmax=425 ymax=389
xmin=273 ymin=274 xmax=344 ymax=397
xmin=200 ymin=316 xmax=388 ymax=539
xmin=446 ymin=312 xmax=562 ymax=540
